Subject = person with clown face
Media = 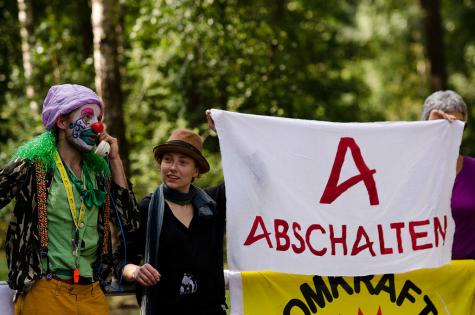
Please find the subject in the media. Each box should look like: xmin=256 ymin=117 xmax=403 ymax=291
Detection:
xmin=0 ymin=84 xmax=139 ymax=315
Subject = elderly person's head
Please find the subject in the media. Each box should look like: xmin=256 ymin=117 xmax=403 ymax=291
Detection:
xmin=421 ymin=90 xmax=468 ymax=122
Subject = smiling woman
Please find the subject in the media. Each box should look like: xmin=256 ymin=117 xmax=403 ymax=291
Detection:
xmin=114 ymin=128 xmax=227 ymax=315
xmin=160 ymin=152 xmax=200 ymax=193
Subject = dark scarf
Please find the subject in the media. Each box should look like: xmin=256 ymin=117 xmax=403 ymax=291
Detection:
xmin=163 ymin=184 xmax=196 ymax=205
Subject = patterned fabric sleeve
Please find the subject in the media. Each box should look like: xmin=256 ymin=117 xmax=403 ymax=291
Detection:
xmin=110 ymin=181 xmax=140 ymax=233
xmin=113 ymin=194 xmax=149 ymax=281
xmin=0 ymin=159 xmax=31 ymax=209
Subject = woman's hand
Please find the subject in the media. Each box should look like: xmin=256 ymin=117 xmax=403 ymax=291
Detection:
xmin=206 ymin=110 xmax=216 ymax=132
xmin=428 ymin=109 xmax=458 ymax=122
xmin=123 ymin=263 xmax=161 ymax=287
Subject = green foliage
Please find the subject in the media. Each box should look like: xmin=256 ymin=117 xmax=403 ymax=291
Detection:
xmin=122 ymin=0 xmax=383 ymax=196
xmin=0 ymin=0 xmax=27 ymax=151
xmin=124 ymin=0 xmax=376 ymax=125
xmin=443 ymin=0 xmax=475 ymax=155
xmin=0 ymin=250 xmax=7 ymax=280
xmin=1 ymin=0 xmax=475 ymax=197
xmin=0 ymin=0 xmax=37 ymax=234
xmin=0 ymin=0 xmax=474 ymax=293
xmin=355 ymin=0 xmax=428 ymax=121
xmin=30 ymin=0 xmax=95 ymax=96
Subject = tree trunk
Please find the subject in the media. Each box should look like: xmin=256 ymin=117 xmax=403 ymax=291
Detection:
xmin=91 ymin=0 xmax=130 ymax=175
xmin=78 ymin=0 xmax=93 ymax=58
xmin=17 ymin=0 xmax=38 ymax=111
xmin=420 ymin=0 xmax=447 ymax=91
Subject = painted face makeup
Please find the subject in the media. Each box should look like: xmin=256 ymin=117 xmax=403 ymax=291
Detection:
xmin=66 ymin=104 xmax=103 ymax=152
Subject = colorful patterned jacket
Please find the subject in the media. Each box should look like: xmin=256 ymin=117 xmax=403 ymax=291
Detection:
xmin=0 ymin=157 xmax=139 ymax=294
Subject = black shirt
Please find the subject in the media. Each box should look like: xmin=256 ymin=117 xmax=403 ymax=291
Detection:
xmin=120 ymin=184 xmax=226 ymax=315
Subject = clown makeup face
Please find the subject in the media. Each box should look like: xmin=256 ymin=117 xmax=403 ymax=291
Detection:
xmin=65 ymin=104 xmax=103 ymax=152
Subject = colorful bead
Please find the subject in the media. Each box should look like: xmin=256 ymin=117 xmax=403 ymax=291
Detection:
xmin=35 ymin=161 xmax=48 ymax=250
xmin=102 ymin=192 xmax=111 ymax=255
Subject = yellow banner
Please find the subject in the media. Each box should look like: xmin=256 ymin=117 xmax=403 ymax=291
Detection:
xmin=239 ymin=260 xmax=475 ymax=315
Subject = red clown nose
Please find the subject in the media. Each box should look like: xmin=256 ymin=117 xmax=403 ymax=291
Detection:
xmin=91 ymin=122 xmax=104 ymax=134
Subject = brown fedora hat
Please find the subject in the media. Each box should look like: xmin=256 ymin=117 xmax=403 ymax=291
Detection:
xmin=153 ymin=128 xmax=210 ymax=173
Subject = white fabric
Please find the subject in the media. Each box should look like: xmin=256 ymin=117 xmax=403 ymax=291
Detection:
xmin=0 ymin=284 xmax=14 ymax=315
xmin=228 ymin=271 xmax=243 ymax=315
xmin=212 ymin=109 xmax=464 ymax=276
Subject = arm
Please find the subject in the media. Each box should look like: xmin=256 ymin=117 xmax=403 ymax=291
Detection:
xmin=122 ymin=263 xmax=161 ymax=287
xmin=428 ymin=109 xmax=459 ymax=122
xmin=205 ymin=183 xmax=226 ymax=220
xmin=0 ymin=159 xmax=31 ymax=209
xmin=206 ymin=109 xmax=216 ymax=132
xmin=98 ymin=132 xmax=140 ymax=233
xmin=205 ymin=111 xmax=225 ymax=218
xmin=114 ymin=195 xmax=161 ymax=287
xmin=98 ymin=132 xmax=127 ymax=188
xmin=109 ymin=180 xmax=140 ymax=233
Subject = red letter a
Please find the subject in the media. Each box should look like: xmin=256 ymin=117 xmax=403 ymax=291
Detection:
xmin=320 ymin=137 xmax=379 ymax=205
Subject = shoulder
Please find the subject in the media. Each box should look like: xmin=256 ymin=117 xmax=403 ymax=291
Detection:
xmin=138 ymin=194 xmax=153 ymax=212
xmin=204 ymin=183 xmax=225 ymax=201
xmin=463 ymin=155 xmax=475 ymax=163
xmin=1 ymin=158 xmax=34 ymax=175
xmin=204 ymin=183 xmax=226 ymax=216
xmin=135 ymin=194 xmax=154 ymax=228
xmin=6 ymin=158 xmax=32 ymax=168
xmin=463 ymin=156 xmax=475 ymax=170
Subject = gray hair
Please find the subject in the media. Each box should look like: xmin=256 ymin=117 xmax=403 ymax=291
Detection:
xmin=421 ymin=90 xmax=468 ymax=121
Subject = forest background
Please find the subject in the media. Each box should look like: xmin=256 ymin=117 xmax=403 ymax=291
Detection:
xmin=0 ymin=0 xmax=474 ymax=289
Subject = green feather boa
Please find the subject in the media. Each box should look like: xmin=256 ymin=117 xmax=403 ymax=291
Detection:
xmin=13 ymin=131 xmax=110 ymax=176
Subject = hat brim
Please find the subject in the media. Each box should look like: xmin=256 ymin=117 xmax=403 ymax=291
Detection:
xmin=153 ymin=143 xmax=210 ymax=174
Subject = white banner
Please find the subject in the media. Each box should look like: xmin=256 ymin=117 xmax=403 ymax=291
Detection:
xmin=0 ymin=284 xmax=14 ymax=315
xmin=212 ymin=109 xmax=464 ymax=276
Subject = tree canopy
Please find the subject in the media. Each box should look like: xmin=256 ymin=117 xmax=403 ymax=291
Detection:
xmin=1 ymin=0 xmax=475 ymax=201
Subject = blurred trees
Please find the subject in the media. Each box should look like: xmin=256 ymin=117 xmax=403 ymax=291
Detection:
xmin=442 ymin=0 xmax=475 ymax=155
xmin=17 ymin=0 xmax=37 ymax=110
xmin=91 ymin=0 xmax=130 ymax=173
xmin=420 ymin=0 xmax=447 ymax=91
xmin=0 ymin=0 xmax=475 ymax=200
xmin=122 ymin=0 xmax=385 ymax=194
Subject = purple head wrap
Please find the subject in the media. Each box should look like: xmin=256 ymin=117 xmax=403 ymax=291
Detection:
xmin=41 ymin=84 xmax=104 ymax=130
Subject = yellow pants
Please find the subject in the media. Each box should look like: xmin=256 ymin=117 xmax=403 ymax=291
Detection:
xmin=14 ymin=278 xmax=109 ymax=315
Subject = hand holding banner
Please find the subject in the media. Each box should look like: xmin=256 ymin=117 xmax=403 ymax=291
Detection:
xmin=213 ymin=109 xmax=464 ymax=276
